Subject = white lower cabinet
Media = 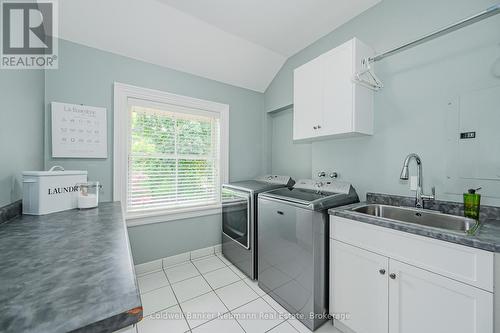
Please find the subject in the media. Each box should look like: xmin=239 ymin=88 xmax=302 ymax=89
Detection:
xmin=389 ymin=259 xmax=493 ymax=333
xmin=330 ymin=218 xmax=494 ymax=333
xmin=330 ymin=240 xmax=388 ymax=333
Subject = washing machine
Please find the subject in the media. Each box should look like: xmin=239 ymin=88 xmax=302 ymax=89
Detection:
xmin=258 ymin=179 xmax=359 ymax=330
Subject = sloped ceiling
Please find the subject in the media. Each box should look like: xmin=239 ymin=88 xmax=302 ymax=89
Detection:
xmin=58 ymin=0 xmax=381 ymax=92
xmin=159 ymin=0 xmax=382 ymax=57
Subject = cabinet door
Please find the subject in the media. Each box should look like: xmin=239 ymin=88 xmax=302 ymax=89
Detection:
xmin=322 ymin=40 xmax=354 ymax=135
xmin=293 ymin=56 xmax=324 ymax=140
xmin=389 ymin=259 xmax=493 ymax=333
xmin=330 ymin=240 xmax=389 ymax=333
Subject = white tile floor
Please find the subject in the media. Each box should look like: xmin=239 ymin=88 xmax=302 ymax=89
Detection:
xmin=134 ymin=254 xmax=342 ymax=333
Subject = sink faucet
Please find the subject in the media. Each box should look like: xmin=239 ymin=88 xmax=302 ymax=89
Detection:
xmin=399 ymin=153 xmax=435 ymax=208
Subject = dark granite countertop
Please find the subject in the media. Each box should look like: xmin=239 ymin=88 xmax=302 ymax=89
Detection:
xmin=0 ymin=202 xmax=142 ymax=333
xmin=329 ymin=193 xmax=500 ymax=253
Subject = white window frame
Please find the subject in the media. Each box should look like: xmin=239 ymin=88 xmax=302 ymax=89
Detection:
xmin=113 ymin=82 xmax=229 ymax=226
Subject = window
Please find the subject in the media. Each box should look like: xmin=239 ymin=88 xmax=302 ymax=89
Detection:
xmin=128 ymin=100 xmax=221 ymax=212
xmin=114 ymin=83 xmax=228 ymax=223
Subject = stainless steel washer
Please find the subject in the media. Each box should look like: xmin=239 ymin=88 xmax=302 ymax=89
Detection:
xmin=257 ymin=179 xmax=359 ymax=331
xmin=222 ymin=175 xmax=294 ymax=280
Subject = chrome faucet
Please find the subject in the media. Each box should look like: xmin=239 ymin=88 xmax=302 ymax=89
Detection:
xmin=314 ymin=172 xmax=324 ymax=192
xmin=399 ymin=153 xmax=435 ymax=208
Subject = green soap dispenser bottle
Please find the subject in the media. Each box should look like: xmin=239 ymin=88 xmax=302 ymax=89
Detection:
xmin=463 ymin=187 xmax=481 ymax=221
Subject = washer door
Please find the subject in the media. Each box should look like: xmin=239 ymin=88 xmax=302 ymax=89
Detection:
xmin=222 ymin=188 xmax=250 ymax=249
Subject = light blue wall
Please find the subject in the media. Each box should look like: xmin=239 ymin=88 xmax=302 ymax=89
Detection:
xmin=44 ymin=39 xmax=265 ymax=264
xmin=268 ymin=109 xmax=311 ymax=179
xmin=0 ymin=70 xmax=45 ymax=206
xmin=127 ymin=214 xmax=221 ymax=264
xmin=265 ymin=0 xmax=500 ymax=205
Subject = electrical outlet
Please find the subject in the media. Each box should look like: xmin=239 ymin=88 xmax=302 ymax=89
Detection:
xmin=410 ymin=176 xmax=418 ymax=191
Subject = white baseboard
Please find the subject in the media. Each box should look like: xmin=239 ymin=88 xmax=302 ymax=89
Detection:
xmin=134 ymin=243 xmax=222 ymax=276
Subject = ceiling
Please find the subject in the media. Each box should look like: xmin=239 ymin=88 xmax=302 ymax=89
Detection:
xmin=158 ymin=0 xmax=381 ymax=57
xmin=58 ymin=0 xmax=381 ymax=92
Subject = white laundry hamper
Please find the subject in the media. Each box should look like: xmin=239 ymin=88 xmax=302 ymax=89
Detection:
xmin=22 ymin=166 xmax=88 ymax=215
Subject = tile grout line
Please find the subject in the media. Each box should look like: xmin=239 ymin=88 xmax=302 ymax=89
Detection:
xmin=174 ymin=288 xmax=215 ymax=307
xmin=210 ymin=275 xmax=245 ymax=291
xmin=230 ymin=294 xmax=266 ymax=312
xmin=161 ymin=265 xmax=192 ymax=333
xmin=140 ymin=252 xmax=228 ymax=277
xmin=264 ymin=320 xmax=289 ymax=333
xmin=286 ymin=318 xmax=310 ymax=333
xmin=191 ymin=259 xmax=230 ymax=276
xmin=190 ymin=257 xmax=234 ymax=322
xmin=136 ymin=268 xmax=164 ymax=278
xmin=227 ymin=264 xmax=249 ymax=279
xmin=139 ymin=253 xmax=269 ymax=332
xmin=136 ymin=245 xmax=221 ymax=272
xmin=140 ymin=295 xmax=179 ymax=318
xmin=214 ymin=255 xmax=292 ymax=331
xmin=136 ymin=254 xmax=227 ymax=332
xmin=162 ymin=266 xmax=201 ymax=285
xmin=189 ymin=257 xmax=249 ymax=333
xmin=140 ymin=255 xmax=232 ymax=288
xmin=259 ymin=296 xmax=299 ymax=333
xmin=170 ymin=268 xmax=243 ymax=294
xmin=139 ymin=284 xmax=171 ymax=297
xmin=242 ymin=278 xmax=268 ymax=296
xmin=172 ymin=255 xmax=230 ymax=331
xmin=156 ymin=255 xmax=235 ymax=299
xmin=243 ymin=279 xmax=302 ymax=333
xmin=137 ymin=268 xmax=172 ymax=295
xmin=140 ymin=253 xmax=303 ymax=332
xmin=219 ymin=282 xmax=269 ymax=331
xmin=226 ymin=293 xmax=286 ymax=333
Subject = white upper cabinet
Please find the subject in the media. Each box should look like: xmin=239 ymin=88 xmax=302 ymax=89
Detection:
xmin=293 ymin=38 xmax=374 ymax=141
xmin=293 ymin=54 xmax=325 ymax=140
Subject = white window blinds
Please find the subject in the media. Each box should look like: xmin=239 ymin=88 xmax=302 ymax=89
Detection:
xmin=127 ymin=100 xmax=221 ymax=213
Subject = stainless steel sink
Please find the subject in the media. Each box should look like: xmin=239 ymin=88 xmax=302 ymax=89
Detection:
xmin=350 ymin=204 xmax=479 ymax=234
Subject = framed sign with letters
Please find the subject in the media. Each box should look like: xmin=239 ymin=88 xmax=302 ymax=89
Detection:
xmin=51 ymin=102 xmax=108 ymax=158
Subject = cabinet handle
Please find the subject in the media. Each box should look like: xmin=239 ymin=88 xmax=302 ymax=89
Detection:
xmin=379 ymin=269 xmax=386 ymax=275
xmin=313 ymin=126 xmax=318 ymax=130
xmin=389 ymin=273 xmax=397 ymax=280
xmin=317 ymin=125 xmax=321 ymax=129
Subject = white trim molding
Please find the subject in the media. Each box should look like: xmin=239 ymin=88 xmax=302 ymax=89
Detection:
xmin=134 ymin=244 xmax=223 ymax=276
xmin=126 ymin=204 xmax=222 ymax=227
xmin=113 ymin=82 xmax=229 ymax=223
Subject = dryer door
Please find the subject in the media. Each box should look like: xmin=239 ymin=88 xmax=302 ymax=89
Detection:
xmin=222 ymin=188 xmax=250 ymax=249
